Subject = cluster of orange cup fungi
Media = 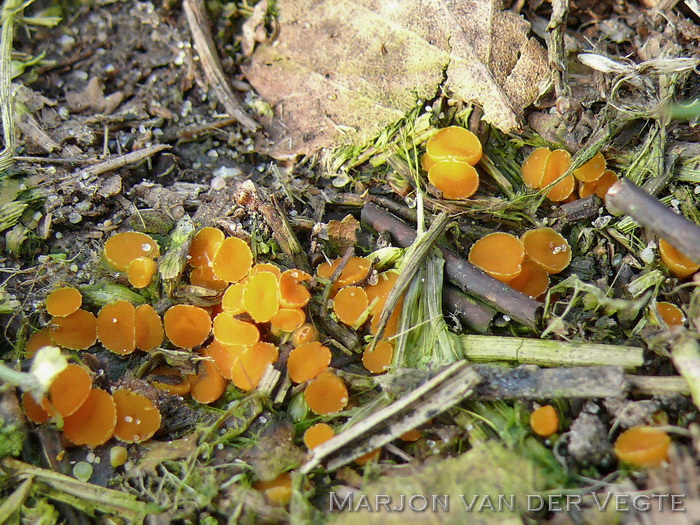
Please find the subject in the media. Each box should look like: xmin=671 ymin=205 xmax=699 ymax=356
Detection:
xmin=522 ymin=148 xmax=619 ymax=203
xmin=467 ymin=227 xmax=571 ymax=299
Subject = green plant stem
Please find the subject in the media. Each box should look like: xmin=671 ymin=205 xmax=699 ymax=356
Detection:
xmin=671 ymin=334 xmax=700 ymax=411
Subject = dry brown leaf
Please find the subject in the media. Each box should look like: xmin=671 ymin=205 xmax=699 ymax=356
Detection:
xmin=243 ymin=0 xmax=549 ymax=159
xmin=327 ymin=214 xmax=361 ymax=254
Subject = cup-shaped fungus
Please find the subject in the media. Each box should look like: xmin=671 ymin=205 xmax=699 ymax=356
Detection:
xmin=97 ymin=301 xmax=136 ymax=355
xmin=49 ymin=364 xmax=92 ymax=417
xmin=362 ymin=339 xmax=394 ymax=374
xmin=613 ymin=426 xmax=671 ymax=467
xmin=189 ymin=348 xmax=227 ymax=404
xmin=650 ymin=301 xmax=686 ymax=327
xmin=63 ymin=388 xmax=117 ymax=447
xmin=231 ymin=341 xmax=279 ymax=391
xmin=188 ymin=227 xmax=224 ymax=268
xmin=370 ymin=296 xmax=404 ymax=337
xmin=206 ymin=339 xmax=247 ymax=380
xmin=249 ymin=263 xmax=282 ymax=279
xmin=541 ymin=149 xmax=575 ymax=202
xmin=212 ymin=236 xmax=253 ymax=283
xmin=304 ymin=422 xmax=335 ymax=450
xmin=243 ymin=271 xmax=280 ymax=323
xmin=333 ymin=286 xmax=369 ymax=326
xmin=425 ymin=126 xmax=482 ymax=166
xmin=221 ymin=283 xmax=247 ymax=315
xmin=135 ymin=304 xmax=164 ymax=352
xmin=254 ymin=473 xmax=293 ymax=506
xmin=468 ymin=233 xmax=525 ymax=283
xmin=400 ymin=429 xmax=422 ymax=442
xmin=355 ymin=449 xmax=381 ymax=466
xmin=104 ymin=232 xmax=160 ymax=272
xmin=127 ymin=257 xmax=158 ymax=289
xmin=279 ymin=269 xmax=312 ymax=308
xmin=522 ymin=147 xmax=551 ymax=189
xmin=25 ymin=328 xmax=54 ymax=357
xmin=521 ymin=228 xmax=572 ymax=275
xmin=147 ymin=366 xmax=191 ymax=396
xmin=164 ymin=305 xmax=212 ymax=349
xmin=45 ymin=287 xmax=82 ymax=317
xmin=317 ymin=256 xmax=371 ymax=292
xmin=530 ymin=405 xmax=559 ymax=438
xmin=291 ymin=323 xmax=319 ymax=347
xmin=573 ymin=152 xmax=606 ymax=183
xmin=213 ymin=313 xmax=259 ymax=346
xmin=50 ymin=309 xmax=97 ymax=350
xmin=287 ymin=341 xmax=332 ymax=383
xmin=428 ymin=160 xmax=479 ymax=200
xmin=22 ymin=392 xmax=51 ymax=424
xmin=507 ymin=258 xmax=550 ymax=298
xmin=113 ymin=389 xmax=162 ymax=443
xmin=305 ymin=371 xmax=348 ymax=414
xmin=190 ymin=266 xmax=228 ymax=291
xmin=110 ymin=446 xmax=128 ymax=468
xmin=270 ymin=308 xmax=306 ymax=334
xmin=658 ymin=238 xmax=700 ymax=279
xmin=365 ymin=271 xmax=399 ymax=316
xmin=579 ymin=169 xmax=618 ymax=202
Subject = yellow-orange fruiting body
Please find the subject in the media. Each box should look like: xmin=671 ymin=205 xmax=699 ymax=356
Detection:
xmin=188 ymin=227 xmax=224 ymax=268
xmin=370 ymin=296 xmax=404 ymax=337
xmin=50 ymin=309 xmax=97 ymax=350
xmin=249 ymin=263 xmax=282 ymax=279
xmin=400 ymin=429 xmax=422 ymax=442
xmin=97 ymin=301 xmax=136 ymax=355
xmin=521 ymin=228 xmax=572 ymax=275
xmin=355 ymin=448 xmax=381 ymax=466
xmin=468 ymin=232 xmax=525 ymax=283
xmin=614 ymin=426 xmax=671 ymax=467
xmin=49 ymin=364 xmax=92 ymax=417
xmin=522 ymin=148 xmax=551 ymax=189
xmin=127 ymin=257 xmax=158 ymax=288
xmin=291 ymin=323 xmax=319 ymax=347
xmin=254 ymin=473 xmax=293 ymax=506
xmin=231 ymin=341 xmax=279 ymax=391
xmin=221 ymin=282 xmax=247 ymax=315
xmin=279 ymin=269 xmax=312 ymax=308
xmin=508 ymin=258 xmax=550 ymax=298
xmin=270 ymin=308 xmax=306 ymax=334
xmin=213 ymin=313 xmax=259 ymax=346
xmin=206 ymin=340 xmax=247 ymax=380
xmin=650 ymin=301 xmax=686 ymax=327
xmin=579 ymin=169 xmax=618 ymax=202
xmin=658 ymin=239 xmax=700 ymax=279
xmin=188 ymin=349 xmax=227 ymax=404
xmin=135 ymin=304 xmax=164 ymax=352
xmin=244 ymin=271 xmax=280 ymax=323
xmin=317 ymin=257 xmax=370 ymax=292
xmin=425 ymin=126 xmax=482 ymax=166
xmin=427 ymin=160 xmax=479 ymax=200
xmin=573 ymin=152 xmax=606 ymax=183
xmin=148 ymin=366 xmax=191 ymax=396
xmin=362 ymin=339 xmax=394 ymax=374
xmin=304 ymin=423 xmax=335 ymax=450
xmin=333 ymin=286 xmax=369 ymax=326
xmin=25 ymin=329 xmax=54 ymax=357
xmin=63 ymin=388 xmax=117 ymax=447
xmin=45 ymin=287 xmax=82 ymax=318
xmin=212 ymin=236 xmax=253 ymax=283
xmin=541 ymin=149 xmax=575 ymax=202
xmin=22 ymin=392 xmax=51 ymax=424
xmin=113 ymin=389 xmax=162 ymax=443
xmin=164 ymin=305 xmax=212 ymax=349
xmin=104 ymin=232 xmax=160 ymax=272
xmin=365 ymin=271 xmax=399 ymax=316
xmin=190 ymin=266 xmax=228 ymax=291
xmin=530 ymin=405 xmax=559 ymax=438
xmin=287 ymin=341 xmax=332 ymax=383
xmin=305 ymin=371 xmax=348 ymax=414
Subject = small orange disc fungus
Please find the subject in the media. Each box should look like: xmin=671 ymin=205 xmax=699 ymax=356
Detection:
xmin=427 ymin=160 xmax=479 ymax=200
xmin=190 ymin=266 xmax=228 ymax=291
xmin=135 ymin=304 xmax=164 ymax=352
xmin=270 ymin=308 xmax=306 ymax=334
xmin=355 ymin=448 xmax=381 ymax=466
xmin=249 ymin=263 xmax=282 ymax=279
xmin=188 ymin=227 xmax=224 ymax=268
xmin=207 ymin=339 xmax=247 ymax=380
xmin=508 ymin=258 xmax=550 ymax=298
xmin=658 ymin=238 xmax=700 ymax=279
xmin=104 ymin=232 xmax=160 ymax=272
xmin=521 ymin=228 xmax=572 ymax=275
xmin=317 ymin=257 xmax=371 ymax=292
xmin=542 ymin=149 xmax=575 ymax=202
xmin=468 ymin=232 xmax=525 ymax=283
xmin=231 ymin=341 xmax=279 ymax=391
xmin=189 ymin=349 xmax=227 ymax=404
xmin=291 ymin=323 xmax=319 ymax=347
xmin=97 ymin=301 xmax=136 ymax=355
xmin=148 ymin=366 xmax=191 ymax=396
xmin=362 ymin=339 xmax=394 ymax=374
xmin=650 ymin=302 xmax=686 ymax=327
xmin=425 ymin=126 xmax=482 ymax=166
xmin=279 ymin=269 xmax=312 ymax=308
xmin=213 ymin=313 xmax=259 ymax=346
xmin=25 ymin=328 xmax=54 ymax=357
xmin=212 ymin=236 xmax=253 ymax=283
xmin=113 ymin=389 xmax=162 ymax=443
xmin=164 ymin=305 xmax=212 ymax=349
xmin=22 ymin=392 xmax=51 ymax=424
xmin=530 ymin=405 xmax=559 ymax=438
xmin=421 ymin=152 xmax=436 ymax=172
xmin=305 ymin=371 xmax=348 ymax=415
xmin=244 ymin=271 xmax=280 ymax=323
xmin=127 ymin=257 xmax=158 ymax=289
xmin=287 ymin=341 xmax=332 ymax=383
xmin=221 ymin=282 xmax=247 ymax=315
xmin=522 ymin=147 xmax=551 ymax=189
xmin=400 ymin=429 xmax=422 ymax=442
xmin=254 ymin=473 xmax=293 ymax=506
xmin=50 ymin=309 xmax=97 ymax=350
xmin=370 ymin=296 xmax=404 ymax=337
xmin=614 ymin=426 xmax=671 ymax=467
xmin=304 ymin=422 xmax=335 ymax=450
xmin=45 ymin=287 xmax=82 ymax=318
xmin=573 ymin=152 xmax=606 ymax=183
xmin=333 ymin=286 xmax=369 ymax=326
xmin=63 ymin=388 xmax=117 ymax=447
xmin=365 ymin=271 xmax=399 ymax=316
xmin=579 ymin=169 xmax=618 ymax=202
xmin=49 ymin=364 xmax=92 ymax=417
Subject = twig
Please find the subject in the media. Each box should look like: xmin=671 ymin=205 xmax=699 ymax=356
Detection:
xmin=442 ymin=284 xmax=495 ymax=333
xmin=0 ymin=0 xmax=22 ymax=171
xmin=627 ymin=375 xmax=690 ymax=396
xmin=361 ymin=203 xmax=541 ymax=329
xmin=551 ymin=194 xmax=603 ymax=226
xmin=546 ymin=0 xmax=571 ymax=101
xmin=460 ymin=334 xmax=644 ymax=370
xmin=606 ymin=178 xmax=700 ymax=262
xmin=183 ymin=0 xmax=259 ymax=132
xmin=671 ymin=333 xmax=700 ymax=412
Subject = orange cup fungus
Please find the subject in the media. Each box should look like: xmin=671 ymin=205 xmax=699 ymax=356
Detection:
xmin=213 ymin=313 xmax=259 ymax=346
xmin=254 ymin=473 xmax=293 ymax=506
xmin=134 ymin=304 xmax=164 ymax=352
xmin=45 ymin=287 xmax=82 ymax=317
xmin=573 ymin=152 xmax=606 ymax=183
xmin=97 ymin=301 xmax=136 ymax=355
xmin=427 ymin=160 xmax=479 ymax=200
xmin=207 ymin=339 xmax=246 ymax=380
xmin=613 ymin=426 xmax=671 ymax=467
xmin=317 ymin=256 xmax=371 ymax=292
xmin=127 ymin=257 xmax=158 ymax=289
xmin=521 ymin=228 xmax=571 ymax=275
xmin=50 ymin=309 xmax=97 ymax=350
xmin=249 ymin=263 xmax=282 ymax=279
xmin=22 ymin=392 xmax=51 ymax=424
xmin=49 ymin=364 xmax=92 ymax=417
xmin=291 ymin=323 xmax=319 ymax=347
xmin=333 ymin=286 xmax=369 ymax=326
xmin=221 ymin=282 xmax=247 ymax=315
xmin=468 ymin=232 xmax=524 ymax=283
xmin=231 ymin=341 xmax=279 ymax=391
xmin=304 ymin=422 xmax=335 ymax=450
xmin=650 ymin=301 xmax=685 ymax=327
xmin=62 ymin=388 xmax=117 ymax=447
xmin=370 ymin=296 xmax=404 ymax=337
xmin=425 ymin=126 xmax=482 ymax=166
xmin=104 ymin=232 xmax=160 ymax=273
xmin=365 ymin=271 xmax=399 ymax=316
xmin=579 ymin=169 xmax=618 ymax=202
xmin=188 ymin=227 xmax=224 ymax=268
xmin=541 ymin=149 xmax=575 ymax=202
xmin=190 ymin=266 xmax=228 ymax=291
xmin=164 ymin=305 xmax=212 ymax=349
xmin=400 ymin=429 xmax=422 ymax=442
xmin=522 ymin=147 xmax=551 ymax=189
xmin=243 ymin=271 xmax=280 ymax=323
xmin=270 ymin=308 xmax=306 ymax=334
xmin=148 ymin=366 xmax=191 ymax=396
xmin=287 ymin=341 xmax=332 ymax=383
xmin=279 ymin=269 xmax=312 ymax=308
xmin=362 ymin=339 xmax=394 ymax=374
xmin=113 ymin=389 xmax=162 ymax=443
xmin=305 ymin=371 xmax=348 ymax=415
xmin=658 ymin=238 xmax=700 ymax=279
xmin=25 ymin=328 xmax=53 ymax=357
xmin=507 ymin=258 xmax=550 ymax=299
xmin=212 ymin=236 xmax=253 ymax=283
xmin=530 ymin=405 xmax=559 ymax=438
xmin=189 ymin=349 xmax=228 ymax=404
